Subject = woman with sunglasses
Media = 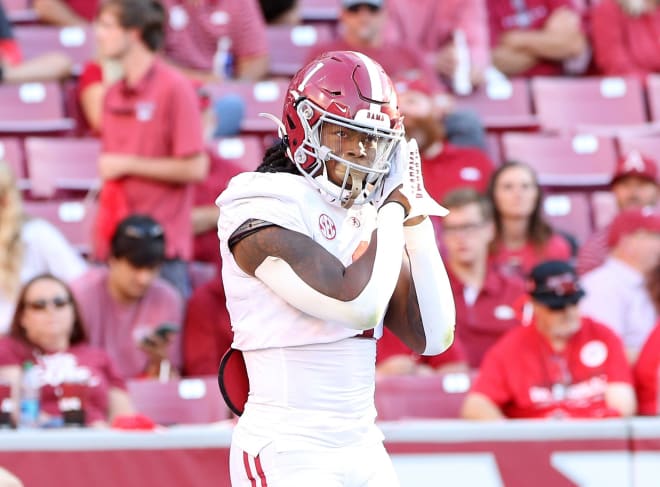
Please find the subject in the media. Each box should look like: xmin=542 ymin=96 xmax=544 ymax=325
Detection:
xmin=0 ymin=160 xmax=88 ymax=335
xmin=0 ymin=274 xmax=134 ymax=427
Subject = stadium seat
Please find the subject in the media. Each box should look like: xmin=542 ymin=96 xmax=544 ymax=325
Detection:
xmin=0 ymin=137 xmax=29 ymax=189
xmin=543 ymin=191 xmax=593 ymax=246
xmin=590 ymin=190 xmax=618 ymax=230
xmin=0 ymin=82 xmax=74 ymax=134
xmin=13 ymin=25 xmax=96 ymax=75
xmin=126 ymin=376 xmax=231 ymax=425
xmin=374 ymin=373 xmax=473 ymax=420
xmin=3 ymin=0 xmax=37 ymax=23
xmin=204 ymin=80 xmax=289 ymax=134
xmin=22 ymin=198 xmax=97 ymax=255
xmin=501 ymin=132 xmax=618 ymax=188
xmin=266 ymin=24 xmax=334 ymax=77
xmin=454 ymin=77 xmax=539 ymax=130
xmin=207 ymin=135 xmax=264 ymax=182
xmin=299 ymin=0 xmax=340 ymax=21
xmin=531 ymin=76 xmax=647 ymax=133
xmin=24 ymin=136 xmax=100 ymax=198
xmin=617 ymin=135 xmax=660 ymax=170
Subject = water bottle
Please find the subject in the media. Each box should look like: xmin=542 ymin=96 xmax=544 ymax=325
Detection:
xmin=213 ymin=36 xmax=234 ymax=80
xmin=452 ymin=29 xmax=472 ymax=96
xmin=19 ymin=361 xmax=41 ymax=429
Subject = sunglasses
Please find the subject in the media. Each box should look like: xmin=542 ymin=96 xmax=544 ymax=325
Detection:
xmin=545 ymin=295 xmax=582 ymax=311
xmin=346 ymin=3 xmax=381 ymax=14
xmin=122 ymin=223 xmax=164 ymax=240
xmin=24 ymin=296 xmax=72 ymax=311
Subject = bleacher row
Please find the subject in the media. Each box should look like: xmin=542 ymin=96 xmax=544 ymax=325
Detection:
xmin=4 ymin=72 xmax=660 ymax=252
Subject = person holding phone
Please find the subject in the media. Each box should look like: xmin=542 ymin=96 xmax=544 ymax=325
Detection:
xmin=71 ymin=215 xmax=184 ymax=379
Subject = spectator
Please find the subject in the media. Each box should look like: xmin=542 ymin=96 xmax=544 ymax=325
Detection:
xmin=577 ymin=151 xmax=659 ymax=275
xmin=259 ymin=0 xmax=300 ymax=25
xmin=93 ymin=0 xmax=208 ymax=297
xmin=160 ymin=0 xmax=269 ymax=81
xmin=72 ymin=215 xmax=184 ymax=380
xmin=306 ymin=0 xmax=486 ymax=149
xmin=461 ymin=260 xmax=636 ymax=420
xmin=182 ymin=276 xmax=231 ymax=376
xmin=0 ymin=4 xmax=72 ymax=83
xmin=0 ymin=161 xmax=87 ymax=335
xmin=384 ymin=0 xmax=491 ymax=92
xmin=580 ymin=207 xmax=660 ymax=360
xmin=0 ymin=274 xmax=134 ymax=427
xmin=487 ymin=161 xmax=573 ymax=278
xmin=395 ymin=72 xmax=493 ymax=203
xmin=441 ymin=188 xmax=527 ymax=368
xmin=486 ymin=0 xmax=588 ymax=77
xmin=33 ymin=0 xmax=99 ymax=25
xmin=591 ymin=0 xmax=660 ymax=77
xmin=634 ymin=261 xmax=660 ymax=415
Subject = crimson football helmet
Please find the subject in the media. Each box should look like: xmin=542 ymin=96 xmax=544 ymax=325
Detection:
xmin=280 ymin=50 xmax=404 ymax=208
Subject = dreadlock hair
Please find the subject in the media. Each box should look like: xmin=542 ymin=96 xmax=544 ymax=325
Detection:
xmin=256 ymin=138 xmax=301 ymax=175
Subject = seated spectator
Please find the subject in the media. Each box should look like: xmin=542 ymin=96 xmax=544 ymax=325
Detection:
xmin=591 ymin=0 xmax=660 ymax=77
xmin=306 ymin=0 xmax=485 ymax=149
xmin=0 ymin=274 xmax=134 ymax=427
xmin=160 ymin=0 xmax=269 ymax=81
xmin=440 ymin=188 xmax=527 ymax=368
xmin=182 ymin=276 xmax=232 ymax=376
xmin=577 ymin=151 xmax=659 ymax=275
xmin=486 ymin=0 xmax=588 ymax=77
xmin=34 ymin=0 xmax=99 ymax=25
xmin=580 ymin=207 xmax=660 ymax=360
xmin=634 ymin=261 xmax=660 ymax=415
xmin=384 ymin=0 xmax=490 ymax=92
xmin=461 ymin=260 xmax=636 ymax=420
xmin=487 ymin=161 xmax=573 ymax=278
xmin=395 ymin=73 xmax=493 ymax=204
xmin=259 ymin=0 xmax=300 ymax=25
xmin=0 ymin=4 xmax=72 ymax=83
xmin=0 ymin=161 xmax=87 ymax=334
xmin=71 ymin=215 xmax=184 ymax=379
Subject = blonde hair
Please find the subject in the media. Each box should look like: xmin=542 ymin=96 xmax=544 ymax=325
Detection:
xmin=0 ymin=161 xmax=24 ymax=299
xmin=616 ymin=0 xmax=654 ymax=16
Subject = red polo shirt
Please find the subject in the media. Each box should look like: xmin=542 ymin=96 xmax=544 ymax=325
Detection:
xmin=448 ymin=265 xmax=527 ymax=368
xmin=486 ymin=0 xmax=580 ymax=77
xmin=101 ymin=58 xmax=204 ymax=260
xmin=422 ymin=143 xmax=494 ymax=205
xmin=161 ymin=0 xmax=268 ymax=72
xmin=591 ymin=0 xmax=660 ymax=77
xmin=471 ymin=317 xmax=632 ymax=419
xmin=634 ymin=320 xmax=660 ymax=415
xmin=490 ymin=233 xmax=573 ymax=279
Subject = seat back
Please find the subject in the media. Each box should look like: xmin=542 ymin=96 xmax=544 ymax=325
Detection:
xmin=0 ymin=82 xmax=74 ymax=133
xmin=0 ymin=137 xmax=29 ymax=189
xmin=543 ymin=192 xmax=593 ymax=246
xmin=266 ymin=24 xmax=334 ymax=77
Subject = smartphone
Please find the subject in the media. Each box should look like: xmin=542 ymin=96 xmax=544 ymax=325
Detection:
xmin=154 ymin=323 xmax=180 ymax=339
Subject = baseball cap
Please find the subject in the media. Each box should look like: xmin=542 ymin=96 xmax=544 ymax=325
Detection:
xmin=607 ymin=206 xmax=660 ymax=248
xmin=111 ymin=214 xmax=166 ymax=267
xmin=528 ymin=260 xmax=585 ymax=310
xmin=611 ymin=150 xmax=658 ymax=185
xmin=342 ymin=0 xmax=383 ymax=9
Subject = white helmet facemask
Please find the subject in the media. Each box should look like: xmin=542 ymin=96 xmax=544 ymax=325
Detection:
xmin=292 ymin=99 xmax=403 ymax=209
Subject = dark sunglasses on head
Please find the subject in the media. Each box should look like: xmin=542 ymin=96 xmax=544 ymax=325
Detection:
xmin=346 ymin=3 xmax=381 ymax=14
xmin=24 ymin=296 xmax=72 ymax=311
xmin=122 ymin=223 xmax=164 ymax=240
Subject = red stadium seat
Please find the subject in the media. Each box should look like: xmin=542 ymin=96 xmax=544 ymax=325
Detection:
xmin=501 ymin=132 xmax=618 ymax=188
xmin=13 ymin=25 xmax=96 ymax=75
xmin=204 ymin=80 xmax=289 ymax=134
xmin=617 ymin=135 xmax=660 ymax=171
xmin=266 ymin=24 xmax=335 ymax=77
xmin=22 ymin=198 xmax=97 ymax=254
xmin=0 ymin=82 xmax=74 ymax=134
xmin=0 ymin=137 xmax=29 ymax=189
xmin=543 ymin=192 xmax=593 ymax=246
xmin=299 ymin=0 xmax=340 ymax=21
xmin=590 ymin=190 xmax=618 ymax=230
xmin=126 ymin=376 xmax=230 ymax=425
xmin=374 ymin=373 xmax=473 ymax=420
xmin=24 ymin=136 xmax=100 ymax=198
xmin=531 ymin=76 xmax=647 ymax=133
xmin=3 ymin=0 xmax=37 ymax=22
xmin=455 ymin=77 xmax=539 ymax=130
xmin=206 ymin=135 xmax=264 ymax=184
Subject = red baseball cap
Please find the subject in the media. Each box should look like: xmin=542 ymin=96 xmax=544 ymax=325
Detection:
xmin=611 ymin=150 xmax=658 ymax=185
xmin=607 ymin=206 xmax=660 ymax=248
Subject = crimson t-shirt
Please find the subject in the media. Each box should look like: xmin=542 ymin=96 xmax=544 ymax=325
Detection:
xmin=471 ymin=317 xmax=632 ymax=418
xmin=634 ymin=320 xmax=660 ymax=415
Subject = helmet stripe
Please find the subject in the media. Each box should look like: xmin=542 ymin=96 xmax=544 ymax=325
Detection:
xmin=298 ymin=61 xmax=324 ymax=92
xmin=352 ymin=51 xmax=384 ymax=112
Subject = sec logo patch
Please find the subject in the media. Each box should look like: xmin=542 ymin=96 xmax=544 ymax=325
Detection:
xmin=319 ymin=214 xmax=336 ymax=240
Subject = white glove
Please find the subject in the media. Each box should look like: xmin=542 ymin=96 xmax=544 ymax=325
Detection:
xmin=401 ymin=139 xmax=449 ymax=219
